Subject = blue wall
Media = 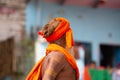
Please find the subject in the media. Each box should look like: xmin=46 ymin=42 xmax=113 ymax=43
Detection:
xmin=26 ymin=1 xmax=120 ymax=65
xmin=26 ymin=0 xmax=37 ymax=34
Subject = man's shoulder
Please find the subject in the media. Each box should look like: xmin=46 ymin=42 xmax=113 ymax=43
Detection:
xmin=47 ymin=51 xmax=66 ymax=62
xmin=48 ymin=51 xmax=65 ymax=57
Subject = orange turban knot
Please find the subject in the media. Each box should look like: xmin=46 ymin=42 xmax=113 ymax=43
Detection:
xmin=38 ymin=17 xmax=74 ymax=48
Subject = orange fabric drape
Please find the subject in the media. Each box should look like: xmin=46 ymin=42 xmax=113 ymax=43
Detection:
xmin=83 ymin=67 xmax=91 ymax=80
xmin=26 ymin=44 xmax=79 ymax=80
xmin=38 ymin=17 xmax=74 ymax=48
xmin=26 ymin=57 xmax=45 ymax=80
xmin=46 ymin=44 xmax=79 ymax=80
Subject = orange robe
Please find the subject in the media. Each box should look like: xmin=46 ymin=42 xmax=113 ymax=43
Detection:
xmin=83 ymin=67 xmax=91 ymax=80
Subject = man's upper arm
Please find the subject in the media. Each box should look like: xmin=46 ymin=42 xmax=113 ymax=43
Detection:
xmin=42 ymin=51 xmax=66 ymax=80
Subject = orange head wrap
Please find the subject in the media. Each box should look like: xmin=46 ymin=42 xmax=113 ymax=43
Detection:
xmin=38 ymin=17 xmax=74 ymax=48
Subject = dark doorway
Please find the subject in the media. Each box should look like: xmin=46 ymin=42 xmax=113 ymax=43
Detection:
xmin=100 ymin=44 xmax=120 ymax=68
xmin=0 ymin=37 xmax=14 ymax=78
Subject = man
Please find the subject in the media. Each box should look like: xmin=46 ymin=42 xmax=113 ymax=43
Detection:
xmin=26 ymin=17 xmax=79 ymax=80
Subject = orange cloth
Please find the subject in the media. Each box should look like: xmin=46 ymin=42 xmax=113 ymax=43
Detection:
xmin=83 ymin=67 xmax=91 ymax=80
xmin=38 ymin=17 xmax=74 ymax=48
xmin=26 ymin=44 xmax=79 ymax=80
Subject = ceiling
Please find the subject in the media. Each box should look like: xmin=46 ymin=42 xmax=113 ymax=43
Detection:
xmin=43 ymin=0 xmax=120 ymax=9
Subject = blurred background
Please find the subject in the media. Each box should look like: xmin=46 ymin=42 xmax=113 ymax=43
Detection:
xmin=0 ymin=0 xmax=120 ymax=80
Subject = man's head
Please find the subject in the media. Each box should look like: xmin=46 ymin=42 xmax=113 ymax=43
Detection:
xmin=38 ymin=17 xmax=74 ymax=48
xmin=89 ymin=61 xmax=96 ymax=69
xmin=41 ymin=18 xmax=60 ymax=37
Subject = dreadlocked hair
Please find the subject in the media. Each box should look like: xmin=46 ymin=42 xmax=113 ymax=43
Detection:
xmin=42 ymin=19 xmax=60 ymax=37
